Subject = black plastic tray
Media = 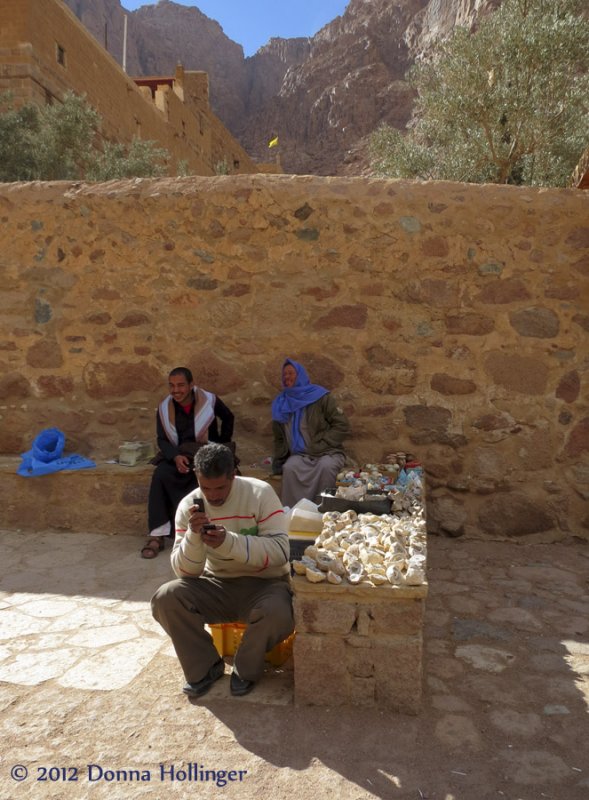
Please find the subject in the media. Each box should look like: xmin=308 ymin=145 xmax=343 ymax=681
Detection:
xmin=288 ymin=536 xmax=316 ymax=562
xmin=317 ymin=489 xmax=391 ymax=515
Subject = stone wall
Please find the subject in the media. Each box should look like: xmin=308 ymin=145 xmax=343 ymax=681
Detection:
xmin=0 ymin=175 xmax=587 ymax=542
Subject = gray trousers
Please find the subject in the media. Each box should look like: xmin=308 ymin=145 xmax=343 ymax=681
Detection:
xmin=281 ymin=452 xmax=345 ymax=507
xmin=151 ymin=574 xmax=294 ymax=683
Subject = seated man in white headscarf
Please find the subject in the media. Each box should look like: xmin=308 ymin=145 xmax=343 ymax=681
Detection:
xmin=141 ymin=367 xmax=235 ymax=559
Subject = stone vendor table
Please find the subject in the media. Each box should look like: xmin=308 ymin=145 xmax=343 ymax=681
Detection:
xmin=292 ymin=575 xmax=427 ymax=714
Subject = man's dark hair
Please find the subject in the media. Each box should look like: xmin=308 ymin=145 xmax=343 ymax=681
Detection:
xmin=194 ymin=443 xmax=235 ymax=478
xmin=169 ymin=366 xmax=193 ymax=383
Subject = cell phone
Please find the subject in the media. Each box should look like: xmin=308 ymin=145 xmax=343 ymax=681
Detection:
xmin=202 ymin=524 xmax=216 ymax=531
xmin=192 ymin=497 xmax=204 ymax=512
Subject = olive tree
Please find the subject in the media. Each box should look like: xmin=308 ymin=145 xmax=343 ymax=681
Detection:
xmin=370 ymin=0 xmax=589 ymax=186
xmin=0 ymin=91 xmax=171 ymax=181
xmin=87 ymin=138 xmax=169 ymax=180
xmin=0 ymin=99 xmax=42 ymax=181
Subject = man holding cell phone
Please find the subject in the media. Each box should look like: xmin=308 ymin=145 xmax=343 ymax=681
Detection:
xmin=151 ymin=443 xmax=293 ymax=698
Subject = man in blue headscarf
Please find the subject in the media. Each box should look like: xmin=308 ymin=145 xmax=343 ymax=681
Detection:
xmin=271 ymin=358 xmax=350 ymax=507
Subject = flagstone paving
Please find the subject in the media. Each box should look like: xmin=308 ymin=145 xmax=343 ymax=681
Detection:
xmin=0 ymin=529 xmax=587 ymax=800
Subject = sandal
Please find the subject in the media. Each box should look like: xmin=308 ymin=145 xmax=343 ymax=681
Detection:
xmin=141 ymin=537 xmax=165 ymax=559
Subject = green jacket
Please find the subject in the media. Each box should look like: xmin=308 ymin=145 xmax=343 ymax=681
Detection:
xmin=272 ymin=393 xmax=350 ymax=473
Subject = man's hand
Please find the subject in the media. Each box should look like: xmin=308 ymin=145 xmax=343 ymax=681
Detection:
xmin=188 ymin=502 xmax=208 ymax=531
xmin=200 ymin=525 xmax=227 ymax=549
xmin=174 ymin=454 xmax=192 ymax=474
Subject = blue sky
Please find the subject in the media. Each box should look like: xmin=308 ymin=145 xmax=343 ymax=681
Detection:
xmin=121 ymin=1 xmax=349 ymax=57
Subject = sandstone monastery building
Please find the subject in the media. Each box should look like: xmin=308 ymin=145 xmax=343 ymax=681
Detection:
xmin=0 ymin=0 xmax=266 ymax=175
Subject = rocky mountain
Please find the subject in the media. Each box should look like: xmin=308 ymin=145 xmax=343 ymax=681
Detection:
xmin=64 ymin=0 xmax=497 ymax=175
xmin=238 ymin=0 xmax=428 ymax=175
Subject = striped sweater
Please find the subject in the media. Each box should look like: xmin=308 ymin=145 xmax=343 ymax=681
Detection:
xmin=171 ymin=476 xmax=290 ymax=579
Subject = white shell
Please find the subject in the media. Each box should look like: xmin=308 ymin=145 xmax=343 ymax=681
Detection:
xmin=322 ymin=536 xmax=342 ymax=552
xmin=386 ymin=565 xmax=404 ymax=585
xmin=316 ymin=552 xmax=336 ymax=572
xmin=299 ymin=503 xmax=427 ymax=584
xmin=360 ymin=547 xmax=384 ymax=566
xmin=405 ymin=565 xmax=425 ymax=585
xmin=301 ymin=555 xmax=317 ymax=568
xmin=306 ymin=566 xmax=327 ymax=583
xmin=347 ymin=560 xmax=364 ymax=584
xmin=385 ymin=552 xmax=406 ymax=569
xmin=328 ymin=558 xmax=346 ymax=576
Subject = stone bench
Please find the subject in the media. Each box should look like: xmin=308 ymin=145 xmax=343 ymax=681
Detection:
xmin=0 ymin=456 xmax=280 ymax=536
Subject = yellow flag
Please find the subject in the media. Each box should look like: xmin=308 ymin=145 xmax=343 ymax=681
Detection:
xmin=268 ymin=136 xmax=279 ymax=148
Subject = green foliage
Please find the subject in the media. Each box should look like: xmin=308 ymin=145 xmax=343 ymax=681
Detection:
xmin=176 ymin=159 xmax=190 ymax=177
xmin=0 ymin=91 xmax=171 ymax=181
xmin=87 ymin=138 xmax=169 ymax=181
xmin=214 ymin=158 xmax=229 ymax=175
xmin=0 ymin=98 xmax=40 ymax=181
xmin=37 ymin=91 xmax=100 ymax=180
xmin=370 ymin=0 xmax=589 ymax=186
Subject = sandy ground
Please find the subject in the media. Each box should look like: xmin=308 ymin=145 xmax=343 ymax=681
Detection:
xmin=0 ymin=529 xmax=588 ymax=800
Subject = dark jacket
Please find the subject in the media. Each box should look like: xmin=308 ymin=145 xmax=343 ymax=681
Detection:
xmin=154 ymin=396 xmax=234 ymax=464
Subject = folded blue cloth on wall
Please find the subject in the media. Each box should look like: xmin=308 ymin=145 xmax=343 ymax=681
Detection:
xmin=17 ymin=427 xmax=96 ymax=477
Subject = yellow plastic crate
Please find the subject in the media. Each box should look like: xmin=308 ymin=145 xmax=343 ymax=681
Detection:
xmin=209 ymin=622 xmax=295 ymax=667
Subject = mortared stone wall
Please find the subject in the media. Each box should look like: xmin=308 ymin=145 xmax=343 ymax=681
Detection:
xmin=0 ymin=175 xmax=587 ymax=541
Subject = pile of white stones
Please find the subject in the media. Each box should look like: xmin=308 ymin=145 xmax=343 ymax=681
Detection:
xmin=292 ymin=507 xmax=427 ymax=587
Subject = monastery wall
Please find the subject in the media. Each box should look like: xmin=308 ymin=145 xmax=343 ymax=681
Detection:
xmin=0 ymin=0 xmax=258 ymax=175
xmin=0 ymin=175 xmax=587 ymax=541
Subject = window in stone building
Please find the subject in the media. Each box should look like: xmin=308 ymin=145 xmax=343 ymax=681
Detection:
xmin=233 ymin=159 xmax=240 ymax=170
xmin=56 ymin=44 xmax=66 ymax=67
xmin=198 ymin=113 xmax=204 ymax=135
xmin=182 ymin=119 xmax=186 ymax=137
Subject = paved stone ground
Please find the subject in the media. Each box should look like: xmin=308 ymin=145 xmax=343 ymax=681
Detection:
xmin=0 ymin=529 xmax=587 ymax=800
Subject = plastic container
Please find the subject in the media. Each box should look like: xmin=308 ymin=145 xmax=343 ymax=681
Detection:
xmin=208 ymin=623 xmax=295 ymax=666
xmin=118 ymin=440 xmax=154 ymax=466
xmin=288 ymin=507 xmax=323 ymax=533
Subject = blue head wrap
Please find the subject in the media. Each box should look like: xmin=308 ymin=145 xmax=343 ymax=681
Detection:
xmin=271 ymin=358 xmax=329 ymax=454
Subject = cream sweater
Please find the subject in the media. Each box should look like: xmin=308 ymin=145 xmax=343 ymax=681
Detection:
xmin=171 ymin=476 xmax=290 ymax=579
